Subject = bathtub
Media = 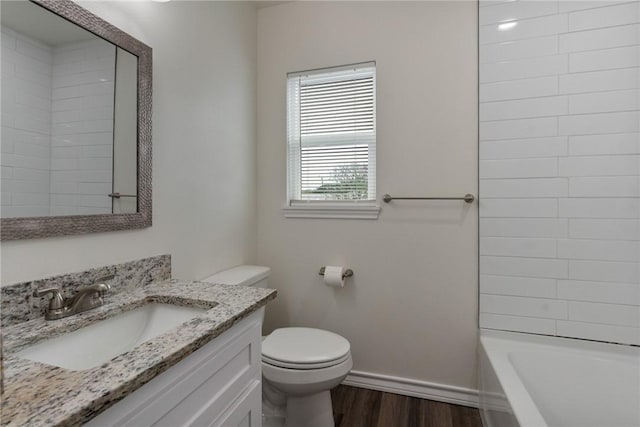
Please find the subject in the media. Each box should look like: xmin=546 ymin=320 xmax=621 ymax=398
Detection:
xmin=479 ymin=329 xmax=640 ymax=427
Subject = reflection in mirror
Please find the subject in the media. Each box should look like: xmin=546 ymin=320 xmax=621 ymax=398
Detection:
xmin=1 ymin=0 xmax=138 ymax=218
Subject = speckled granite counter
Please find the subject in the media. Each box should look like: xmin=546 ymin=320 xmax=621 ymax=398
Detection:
xmin=0 ymin=280 xmax=276 ymax=426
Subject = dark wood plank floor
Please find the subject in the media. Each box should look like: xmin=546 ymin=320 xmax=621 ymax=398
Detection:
xmin=331 ymin=385 xmax=483 ymax=427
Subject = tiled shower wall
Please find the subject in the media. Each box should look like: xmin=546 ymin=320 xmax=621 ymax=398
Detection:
xmin=1 ymin=26 xmax=115 ymax=218
xmin=50 ymin=40 xmax=115 ymax=216
xmin=479 ymin=0 xmax=640 ymax=345
xmin=1 ymin=27 xmax=53 ymax=217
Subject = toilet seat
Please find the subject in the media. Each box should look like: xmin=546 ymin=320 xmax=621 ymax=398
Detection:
xmin=262 ymin=352 xmax=351 ymax=370
xmin=262 ymin=327 xmax=351 ymax=369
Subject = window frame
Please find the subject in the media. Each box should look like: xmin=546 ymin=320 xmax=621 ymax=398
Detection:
xmin=283 ymin=62 xmax=380 ymax=220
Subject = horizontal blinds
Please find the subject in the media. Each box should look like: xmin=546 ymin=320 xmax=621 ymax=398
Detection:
xmin=287 ymin=63 xmax=376 ymax=202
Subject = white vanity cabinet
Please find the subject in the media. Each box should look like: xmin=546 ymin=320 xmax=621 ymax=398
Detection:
xmin=86 ymin=307 xmax=264 ymax=427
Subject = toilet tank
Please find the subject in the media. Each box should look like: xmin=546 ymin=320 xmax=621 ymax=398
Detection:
xmin=202 ymin=265 xmax=270 ymax=288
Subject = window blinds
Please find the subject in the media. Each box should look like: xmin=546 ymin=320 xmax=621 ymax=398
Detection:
xmin=287 ymin=63 xmax=376 ymax=202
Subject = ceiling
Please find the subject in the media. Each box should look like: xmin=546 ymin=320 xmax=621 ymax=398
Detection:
xmin=1 ymin=0 xmax=101 ymax=47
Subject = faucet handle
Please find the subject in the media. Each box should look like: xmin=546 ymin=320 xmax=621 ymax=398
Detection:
xmin=33 ymin=288 xmax=65 ymax=310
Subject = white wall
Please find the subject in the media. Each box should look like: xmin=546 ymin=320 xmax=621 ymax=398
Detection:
xmin=257 ymin=2 xmax=478 ymax=390
xmin=1 ymin=1 xmax=258 ymax=285
xmin=1 ymin=27 xmax=52 ymax=218
xmin=478 ymin=0 xmax=640 ymax=346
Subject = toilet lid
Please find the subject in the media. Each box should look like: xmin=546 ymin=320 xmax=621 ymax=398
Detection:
xmin=262 ymin=327 xmax=351 ymax=366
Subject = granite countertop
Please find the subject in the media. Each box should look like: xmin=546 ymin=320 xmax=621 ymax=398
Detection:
xmin=0 ymin=280 xmax=276 ymax=427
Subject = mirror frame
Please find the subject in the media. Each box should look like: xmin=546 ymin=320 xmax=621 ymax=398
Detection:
xmin=1 ymin=0 xmax=152 ymax=240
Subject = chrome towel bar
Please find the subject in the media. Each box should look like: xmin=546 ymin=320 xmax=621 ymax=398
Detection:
xmin=383 ymin=193 xmax=475 ymax=204
xmin=108 ymin=193 xmax=137 ymax=199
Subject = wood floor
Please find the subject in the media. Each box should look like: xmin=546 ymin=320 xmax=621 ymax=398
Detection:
xmin=331 ymin=385 xmax=483 ymax=427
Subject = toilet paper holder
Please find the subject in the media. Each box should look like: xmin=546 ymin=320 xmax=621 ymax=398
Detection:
xmin=319 ymin=267 xmax=354 ymax=279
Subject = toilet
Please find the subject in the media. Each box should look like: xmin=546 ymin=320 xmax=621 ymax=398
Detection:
xmin=203 ymin=265 xmax=353 ymax=427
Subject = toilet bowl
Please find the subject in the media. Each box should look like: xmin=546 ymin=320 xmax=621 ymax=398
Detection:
xmin=203 ymin=266 xmax=352 ymax=427
xmin=262 ymin=327 xmax=353 ymax=427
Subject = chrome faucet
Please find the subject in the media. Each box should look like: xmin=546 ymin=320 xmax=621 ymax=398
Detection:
xmin=34 ymin=275 xmax=113 ymax=320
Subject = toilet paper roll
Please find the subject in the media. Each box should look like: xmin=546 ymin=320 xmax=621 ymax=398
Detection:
xmin=323 ymin=266 xmax=345 ymax=288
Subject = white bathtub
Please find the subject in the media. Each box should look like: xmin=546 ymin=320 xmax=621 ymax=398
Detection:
xmin=479 ymin=329 xmax=640 ymax=427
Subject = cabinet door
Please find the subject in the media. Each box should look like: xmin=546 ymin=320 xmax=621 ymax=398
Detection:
xmin=86 ymin=308 xmax=263 ymax=427
xmin=211 ymin=380 xmax=262 ymax=427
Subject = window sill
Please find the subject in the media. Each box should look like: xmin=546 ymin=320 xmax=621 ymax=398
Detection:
xmin=282 ymin=204 xmax=381 ymax=220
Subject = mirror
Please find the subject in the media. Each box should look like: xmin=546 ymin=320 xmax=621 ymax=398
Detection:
xmin=0 ymin=0 xmax=151 ymax=240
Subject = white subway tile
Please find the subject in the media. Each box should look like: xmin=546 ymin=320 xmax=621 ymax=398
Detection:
xmin=481 ymin=294 xmax=568 ymax=318
xmin=559 ymin=280 xmax=639 ymax=305
xmin=570 ymin=260 xmax=639 ymax=283
xmin=15 ymin=38 xmax=51 ymax=64
xmin=480 ymin=158 xmax=558 ymax=178
xmin=480 ymin=76 xmax=558 ymax=102
xmin=13 ymin=142 xmax=49 ymax=159
xmin=481 ymin=178 xmax=568 ymax=197
xmin=481 ymin=274 xmax=557 ymax=298
xmin=481 ymin=256 xmax=569 ymax=278
xmin=480 ymin=36 xmax=558 ymax=64
xmin=558 ymin=239 xmax=639 ymax=262
xmin=480 ymin=0 xmax=517 ymax=8
xmin=13 ymin=168 xmax=48 ymax=182
xmin=12 ymin=192 xmax=48 ymax=206
xmin=569 ymin=301 xmax=640 ymax=327
xmin=569 ymin=46 xmax=640 ymax=73
xmin=559 ymin=198 xmax=639 ymax=218
xmin=481 ymin=198 xmax=559 ymax=218
xmin=83 ymin=120 xmax=113 ymax=133
xmin=560 ymin=24 xmax=639 ymax=53
xmin=481 ymin=218 xmax=569 ymax=238
xmin=568 ymin=2 xmax=640 ymax=32
xmin=50 ymin=206 xmax=78 ymax=216
xmin=76 ymin=206 xmax=110 ymax=215
xmin=79 ymin=170 xmax=112 ymax=183
xmin=78 ymin=195 xmax=111 ymax=208
xmin=559 ymin=155 xmax=639 ymax=176
xmin=559 ymin=1 xmax=632 ymax=13
xmin=559 ymin=112 xmax=640 ymax=135
xmin=480 ymin=1 xmax=558 ymax=25
xmin=51 ymin=146 xmax=81 ymax=159
xmin=569 ymin=219 xmax=639 ymax=240
xmin=480 ymin=14 xmax=569 ymax=45
xmin=480 ymin=96 xmax=568 ymax=121
xmin=481 ymin=237 xmax=558 ymax=258
xmin=480 ymin=137 xmax=568 ymax=159
xmin=570 ymin=176 xmax=639 ymax=197
xmin=50 ymin=182 xmax=79 ymax=194
xmin=11 ymin=180 xmax=49 ymax=194
xmin=481 ymin=117 xmax=558 ymax=140
xmin=78 ymin=157 xmax=112 ymax=171
xmin=569 ymin=89 xmax=640 ymax=114
xmin=569 ymin=133 xmax=640 ymax=155
xmin=82 ymin=145 xmax=112 ymax=158
xmin=559 ymin=68 xmax=640 ymax=94
xmin=50 ymin=194 xmax=78 ymax=206
xmin=480 ymin=313 xmax=557 ymax=335
xmin=78 ymin=182 xmax=112 ymax=195
xmin=557 ymin=321 xmax=640 ymax=344
xmin=51 ymin=158 xmax=78 ymax=171
xmin=480 ymin=55 xmax=568 ymax=83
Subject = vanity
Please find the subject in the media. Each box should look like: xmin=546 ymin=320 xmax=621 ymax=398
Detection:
xmin=0 ymin=1 xmax=280 ymax=424
xmin=0 ymin=260 xmax=276 ymax=426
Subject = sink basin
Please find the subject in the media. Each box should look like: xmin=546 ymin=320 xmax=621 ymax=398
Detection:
xmin=16 ymin=303 xmax=206 ymax=371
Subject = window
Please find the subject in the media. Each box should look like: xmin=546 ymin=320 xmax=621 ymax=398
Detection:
xmin=284 ymin=62 xmax=379 ymax=219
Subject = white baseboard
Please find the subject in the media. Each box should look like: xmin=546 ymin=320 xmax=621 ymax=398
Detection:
xmin=342 ymin=370 xmax=479 ymax=408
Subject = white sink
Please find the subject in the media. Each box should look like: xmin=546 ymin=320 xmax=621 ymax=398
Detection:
xmin=16 ymin=303 xmax=206 ymax=371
